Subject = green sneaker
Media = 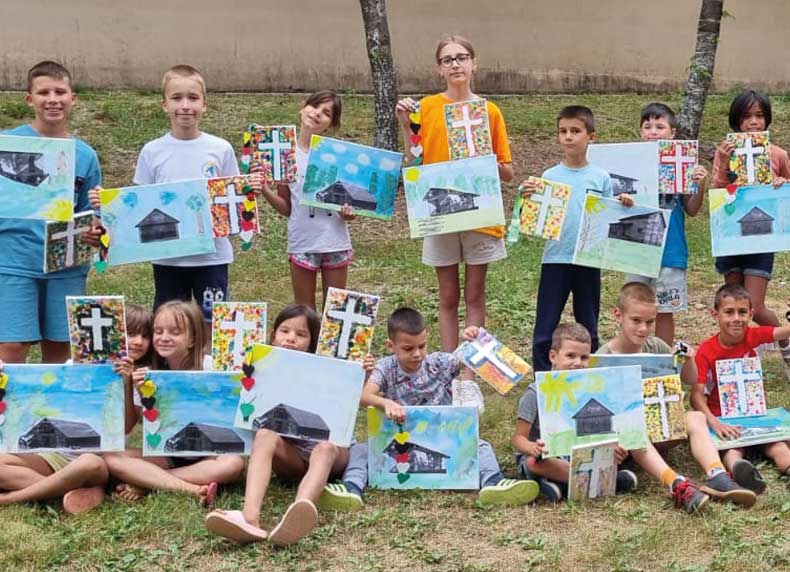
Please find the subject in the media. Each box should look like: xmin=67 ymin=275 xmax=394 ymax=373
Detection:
xmin=479 ymin=478 xmax=539 ymax=506
xmin=316 ymin=482 xmax=363 ymax=512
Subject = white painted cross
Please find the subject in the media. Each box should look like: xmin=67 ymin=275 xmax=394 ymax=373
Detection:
xmin=718 ymin=359 xmax=763 ymax=415
xmin=468 ymin=336 xmax=517 ymax=379
xmin=80 ymin=307 xmax=114 ymax=352
xmin=52 ymin=218 xmax=91 ymax=266
xmin=257 ymin=128 xmax=291 ymax=181
xmin=327 ymin=296 xmax=372 ymax=359
xmin=734 ymin=137 xmax=765 ymax=184
xmin=644 ymin=381 xmax=681 ymax=440
xmin=660 ymin=143 xmax=696 ymax=194
xmin=221 ymin=309 xmax=259 ymax=364
xmin=451 ymin=105 xmax=483 ymax=157
xmin=576 ymin=446 xmax=615 ymax=499
xmin=213 ymin=182 xmax=247 ymax=234
xmin=530 ymin=185 xmax=564 ymax=235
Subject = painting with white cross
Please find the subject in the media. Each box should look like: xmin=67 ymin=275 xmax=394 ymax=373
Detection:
xmin=568 ymin=438 xmax=618 ymax=502
xmin=727 ymin=131 xmax=771 ymax=186
xmin=66 ymin=296 xmax=127 ymax=364
xmin=443 ymin=99 xmax=492 ymax=160
xmin=716 ymin=357 xmax=767 ymax=418
xmin=43 ymin=210 xmax=95 ymax=273
xmin=658 ymin=140 xmax=698 ymax=195
xmin=454 ymin=327 xmax=531 ymax=395
xmin=642 ymin=374 xmax=686 ymax=443
xmin=241 ymin=124 xmax=297 ymax=184
xmin=211 ymin=302 xmax=268 ymax=371
xmin=513 ymin=176 xmax=571 ymax=240
xmin=317 ymin=287 xmax=379 ymax=362
xmin=206 ymin=175 xmax=259 ymax=243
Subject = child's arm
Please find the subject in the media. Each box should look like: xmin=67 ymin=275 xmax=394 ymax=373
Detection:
xmin=682 ymin=165 xmax=709 ymax=217
xmin=773 ymin=324 xmax=790 ymax=343
xmin=360 ymin=380 xmax=406 ymax=423
xmin=260 ymin=182 xmax=292 ymax=217
xmin=690 ymin=384 xmax=740 ymax=440
xmin=711 ymin=139 xmax=735 ymax=188
xmin=616 ymin=193 xmax=634 ymax=207
xmin=677 ymin=344 xmax=698 ymax=385
xmin=498 ymin=162 xmax=514 ymax=182
xmin=511 ymin=419 xmax=547 ymax=458
xmin=115 ymin=357 xmax=141 ymax=434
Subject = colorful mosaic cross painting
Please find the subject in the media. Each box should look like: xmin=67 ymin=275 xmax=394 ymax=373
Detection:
xmin=511 ymin=177 xmax=571 ymax=241
xmin=658 ymin=140 xmax=698 ymax=195
xmin=727 ymin=131 xmax=772 ymax=186
xmin=240 ymin=124 xmax=297 ymax=184
xmin=443 ymin=99 xmax=493 ymax=160
xmin=44 ymin=210 xmax=95 ymax=273
xmin=317 ymin=287 xmax=380 ymax=362
xmin=66 ymin=296 xmax=127 ymax=364
xmin=206 ymin=175 xmax=259 ymax=246
xmin=211 ymin=302 xmax=268 ymax=372
xmin=454 ymin=328 xmax=531 ymax=395
xmin=642 ymin=374 xmax=686 ymax=443
xmin=568 ymin=439 xmax=618 ymax=502
xmin=716 ymin=357 xmax=767 ymax=418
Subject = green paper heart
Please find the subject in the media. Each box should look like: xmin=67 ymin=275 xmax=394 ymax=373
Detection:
xmin=396 ymin=472 xmax=410 ymax=484
xmin=241 ymin=241 xmax=253 ymax=251
xmin=724 ymin=203 xmax=736 ymax=216
xmin=146 ymin=433 xmax=162 ymax=448
xmin=240 ymin=403 xmax=255 ymax=421
xmin=94 ymin=260 xmax=108 ymax=273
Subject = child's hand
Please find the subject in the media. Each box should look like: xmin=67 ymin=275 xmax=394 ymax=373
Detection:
xmin=114 ymin=355 xmax=135 ymax=379
xmin=773 ymin=177 xmax=788 ymax=189
xmin=81 ymin=224 xmax=103 ymax=248
xmin=691 ymin=165 xmax=708 ymax=183
xmin=362 ymin=354 xmax=376 ymax=374
xmin=518 ymin=179 xmax=538 ymax=197
xmin=710 ymin=418 xmax=740 ymax=440
xmin=461 ymin=326 xmax=480 ymax=341
xmin=673 ymin=340 xmax=695 ymax=360
xmin=614 ymin=445 xmax=629 ymax=464
xmin=616 ymin=193 xmax=635 ymax=207
xmin=247 ymin=173 xmax=265 ymax=195
xmin=383 ymin=399 xmax=406 ymax=424
xmin=526 ymin=438 xmax=549 ymax=458
xmin=717 ymin=140 xmax=735 ymax=158
xmin=340 ymin=204 xmax=356 ymax=221
xmin=131 ymin=367 xmax=149 ymax=391
xmin=395 ymin=97 xmax=418 ymax=128
xmin=88 ymin=186 xmax=102 ymax=211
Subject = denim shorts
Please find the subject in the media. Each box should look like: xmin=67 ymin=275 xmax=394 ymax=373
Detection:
xmin=289 ymin=250 xmax=353 ymax=272
xmin=714 ymin=253 xmax=774 ymax=280
xmin=626 ymin=267 xmax=687 ymax=313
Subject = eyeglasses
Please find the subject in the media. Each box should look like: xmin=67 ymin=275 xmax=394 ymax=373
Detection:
xmin=437 ymin=54 xmax=471 ymax=68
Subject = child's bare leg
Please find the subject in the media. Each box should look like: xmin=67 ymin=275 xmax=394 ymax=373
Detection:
xmin=722 ymin=448 xmax=745 ymax=471
xmin=320 ymin=266 xmax=349 ymax=309
xmin=40 ymin=340 xmax=70 ymax=364
xmin=170 ymin=455 xmax=244 ymax=485
xmin=761 ymin=441 xmax=790 ymax=473
xmin=0 ymin=454 xmax=51 ymax=491
xmin=436 ymin=264 xmax=461 ymax=352
xmin=743 ymin=275 xmax=779 ymax=327
xmin=290 ymin=263 xmax=318 ymax=309
xmin=295 ymin=443 xmax=349 ymax=502
xmin=654 ymin=313 xmax=674 ymax=346
xmin=104 ymin=453 xmax=205 ymax=497
xmin=631 ymin=442 xmax=675 ymax=484
xmin=0 ymin=341 xmax=31 ymax=363
xmin=0 ymin=453 xmax=107 ymax=505
xmin=524 ymin=456 xmax=569 ymax=483
xmin=464 ymin=263 xmax=488 ymax=331
xmin=686 ymin=411 xmax=724 ymax=470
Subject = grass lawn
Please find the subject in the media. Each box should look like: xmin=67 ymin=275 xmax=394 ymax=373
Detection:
xmin=1 ymin=91 xmax=790 ymax=572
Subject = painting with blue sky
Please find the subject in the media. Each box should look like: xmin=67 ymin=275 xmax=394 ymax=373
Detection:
xmin=367 ymin=406 xmax=479 ymax=490
xmin=143 ymin=371 xmax=253 ymax=457
xmin=709 ymin=185 xmax=790 ymax=256
xmin=99 ymin=180 xmax=215 ymax=265
xmin=0 ymin=134 xmax=75 ymax=221
xmin=710 ymin=407 xmax=790 ymax=450
xmin=0 ymin=364 xmax=124 ymax=453
xmin=234 ymin=344 xmax=364 ymax=446
xmin=300 ymin=135 xmax=402 ymax=219
xmin=536 ymin=365 xmax=647 ymax=457
xmin=587 ymin=141 xmax=659 ymax=207
xmin=588 ymin=354 xmax=679 ymax=378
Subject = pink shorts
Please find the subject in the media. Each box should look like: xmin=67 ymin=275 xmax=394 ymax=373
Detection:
xmin=289 ymin=250 xmax=354 ymax=272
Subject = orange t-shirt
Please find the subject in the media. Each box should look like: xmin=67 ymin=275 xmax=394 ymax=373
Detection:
xmin=418 ymin=93 xmax=512 ymax=238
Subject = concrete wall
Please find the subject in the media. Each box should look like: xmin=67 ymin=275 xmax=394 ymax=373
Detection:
xmin=1 ymin=0 xmax=787 ymax=93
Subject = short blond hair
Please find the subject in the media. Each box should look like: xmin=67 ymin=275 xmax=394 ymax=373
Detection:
xmin=551 ymin=323 xmax=591 ymax=351
xmin=617 ymin=282 xmax=657 ymax=311
xmin=161 ymin=64 xmax=207 ymax=99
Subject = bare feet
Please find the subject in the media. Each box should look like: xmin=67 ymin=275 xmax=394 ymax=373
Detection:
xmin=113 ymin=483 xmax=148 ymax=502
xmin=63 ymin=486 xmax=105 ymax=515
xmin=199 ymin=482 xmax=218 ymax=507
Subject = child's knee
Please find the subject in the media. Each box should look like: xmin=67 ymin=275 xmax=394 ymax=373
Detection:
xmin=525 ymin=456 xmax=542 ymax=473
xmin=685 ymin=410 xmax=707 ymax=431
xmin=76 ymin=453 xmax=108 ymax=480
xmin=252 ymin=429 xmax=282 ymax=454
xmin=311 ymin=442 xmax=339 ymax=461
xmin=217 ymin=455 xmax=245 ymax=479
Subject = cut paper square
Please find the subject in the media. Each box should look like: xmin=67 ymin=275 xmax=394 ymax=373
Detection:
xmin=241 ymin=124 xmax=297 ymax=184
xmin=512 ymin=177 xmax=571 ymax=241
xmin=716 ymin=357 xmax=766 ymax=418
xmin=0 ymin=364 xmax=124 ymax=453
xmin=658 ymin=140 xmax=698 ymax=195
xmin=143 ymin=371 xmax=254 ymax=456
xmin=403 ymin=155 xmax=504 ymax=238
xmin=444 ymin=99 xmax=493 ymax=160
xmin=0 ymin=134 xmax=75 ymax=221
xmin=66 ymin=296 xmax=127 ymax=364
xmin=234 ymin=344 xmax=364 ymax=446
xmin=536 ymin=365 xmax=647 ymax=457
xmin=727 ymin=131 xmax=771 ymax=186
xmin=44 ymin=210 xmax=95 ymax=273
xmin=367 ymin=406 xmax=479 ymax=490
xmin=454 ymin=327 xmax=531 ymax=395
xmin=207 ymin=175 xmax=259 ymax=238
xmin=317 ymin=288 xmax=379 ymax=362
xmin=211 ymin=302 xmax=268 ymax=372
xmin=709 ymin=407 xmax=790 ymax=450
xmin=587 ymin=142 xmax=659 ymax=207
xmin=643 ymin=375 xmax=686 ymax=443
xmin=568 ymin=439 xmax=618 ymax=502
xmin=300 ymin=135 xmax=403 ymax=219
xmin=573 ymin=195 xmax=670 ymax=278
xmin=99 ymin=180 xmax=215 ymax=266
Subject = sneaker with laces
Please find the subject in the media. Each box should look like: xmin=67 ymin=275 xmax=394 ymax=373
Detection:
xmin=536 ymin=477 xmax=563 ymax=502
xmin=615 ymin=470 xmax=638 ymax=493
xmin=316 ymin=482 xmax=363 ymax=512
xmin=671 ymin=479 xmax=709 ymax=514
xmin=731 ymin=459 xmax=766 ymax=495
xmin=700 ymin=471 xmax=757 ymax=507
xmin=478 ymin=478 xmax=539 ymax=506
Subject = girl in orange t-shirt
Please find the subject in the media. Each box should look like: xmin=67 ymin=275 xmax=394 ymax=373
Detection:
xmin=395 ymin=35 xmax=514 ymax=351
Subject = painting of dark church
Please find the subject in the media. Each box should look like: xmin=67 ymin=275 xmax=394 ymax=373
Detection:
xmin=572 ymin=399 xmax=614 ymax=436
xmin=164 ymin=422 xmax=245 ymax=454
xmin=135 ymin=208 xmax=180 ymax=243
xmin=383 ymin=440 xmax=450 ymax=474
xmin=315 ymin=181 xmax=378 ymax=211
xmin=252 ymin=403 xmax=331 ymax=441
xmin=424 ymin=187 xmax=479 ymax=216
xmin=609 ymin=173 xmax=639 ymax=196
xmin=738 ymin=206 xmax=774 ymax=236
xmin=608 ymin=211 xmax=666 ymax=246
xmin=18 ymin=418 xmax=101 ymax=450
xmin=0 ymin=151 xmax=48 ymax=186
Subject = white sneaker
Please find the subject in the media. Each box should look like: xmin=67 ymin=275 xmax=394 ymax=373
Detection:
xmin=452 ymin=378 xmax=485 ymax=413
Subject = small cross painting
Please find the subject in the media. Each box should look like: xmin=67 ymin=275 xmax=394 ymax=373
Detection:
xmin=44 ymin=210 xmax=95 ymax=273
xmin=211 ymin=302 xmax=268 ymax=372
xmin=727 ymin=131 xmax=772 ymax=186
xmin=454 ymin=327 xmax=531 ymax=395
xmin=568 ymin=439 xmax=618 ymax=502
xmin=317 ymin=287 xmax=380 ymax=362
xmin=206 ymin=175 xmax=259 ymax=245
xmin=658 ymin=140 xmax=698 ymax=195
xmin=642 ymin=374 xmax=686 ymax=443
xmin=716 ymin=357 xmax=767 ymax=418
xmin=443 ymin=100 xmax=492 ymax=160
xmin=510 ymin=177 xmax=571 ymax=241
xmin=66 ymin=296 xmax=127 ymax=364
xmin=241 ymin=124 xmax=297 ymax=184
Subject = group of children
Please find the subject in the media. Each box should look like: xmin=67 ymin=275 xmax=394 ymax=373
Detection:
xmin=1 ymin=33 xmax=790 ymax=546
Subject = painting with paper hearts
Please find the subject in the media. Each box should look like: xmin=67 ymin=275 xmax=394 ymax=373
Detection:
xmin=240 ymin=124 xmax=297 ymax=184
xmin=0 ymin=364 xmax=124 ymax=453
xmin=367 ymin=406 xmax=479 ymax=490
xmin=207 ymin=176 xmax=259 ymax=245
xmin=727 ymin=131 xmax=771 ymax=186
xmin=142 ymin=371 xmax=253 ymax=457
xmin=443 ymin=99 xmax=492 ymax=160
xmin=211 ymin=302 xmax=268 ymax=372
xmin=44 ymin=210 xmax=95 ymax=273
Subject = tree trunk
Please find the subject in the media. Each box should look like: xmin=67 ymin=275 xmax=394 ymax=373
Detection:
xmin=677 ymin=0 xmax=725 ymax=140
xmin=359 ymin=0 xmax=399 ymax=151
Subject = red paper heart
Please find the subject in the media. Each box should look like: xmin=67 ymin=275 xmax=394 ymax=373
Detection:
xmin=143 ymin=408 xmax=159 ymax=422
xmin=241 ymin=376 xmax=255 ymax=391
xmin=410 ymin=134 xmax=421 ymax=145
xmin=240 ymin=219 xmax=255 ymax=232
xmin=0 ymin=401 xmax=5 ymax=414
xmin=246 ymin=192 xmax=256 ymax=201
xmin=394 ymin=452 xmax=409 ymax=464
xmin=241 ymin=147 xmax=251 ymax=155
xmin=725 ymin=183 xmax=738 ymax=195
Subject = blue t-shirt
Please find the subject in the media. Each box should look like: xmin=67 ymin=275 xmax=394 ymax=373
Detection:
xmin=660 ymin=195 xmax=687 ymax=269
xmin=0 ymin=124 xmax=101 ymax=279
xmin=541 ymin=162 xmax=613 ymax=264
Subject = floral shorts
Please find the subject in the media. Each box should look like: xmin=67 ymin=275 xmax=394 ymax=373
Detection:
xmin=289 ymin=250 xmax=353 ymax=272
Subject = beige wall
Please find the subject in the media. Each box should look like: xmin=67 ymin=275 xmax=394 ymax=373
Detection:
xmin=1 ymin=0 xmax=787 ymax=93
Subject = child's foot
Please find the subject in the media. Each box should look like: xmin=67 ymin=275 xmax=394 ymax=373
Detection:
xmin=615 ymin=470 xmax=638 ymax=493
xmin=198 ymin=482 xmax=218 ymax=507
xmin=671 ymin=479 xmax=709 ymax=514
xmin=536 ymin=477 xmax=563 ymax=502
xmin=113 ymin=483 xmax=148 ymax=502
xmin=268 ymin=499 xmax=319 ymax=546
xmin=316 ymin=482 xmax=363 ymax=512
xmin=731 ymin=459 xmax=766 ymax=495
xmin=205 ymin=510 xmax=268 ymax=544
xmin=479 ymin=478 xmax=539 ymax=506
xmin=62 ymin=486 xmax=105 ymax=515
xmin=700 ymin=472 xmax=757 ymax=507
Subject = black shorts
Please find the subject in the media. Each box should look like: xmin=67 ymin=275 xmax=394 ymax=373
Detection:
xmin=153 ymin=264 xmax=229 ymax=322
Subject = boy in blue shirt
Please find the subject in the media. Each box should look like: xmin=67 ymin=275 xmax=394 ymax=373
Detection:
xmin=0 ymin=61 xmax=102 ymax=364
xmin=525 ymin=106 xmax=632 ymax=371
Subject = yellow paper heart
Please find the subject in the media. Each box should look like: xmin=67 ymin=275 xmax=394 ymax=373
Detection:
xmin=243 ymin=132 xmax=251 ymax=144
xmin=243 ymin=199 xmax=256 ymax=211
xmin=248 ymin=344 xmax=273 ymax=364
xmin=404 ymin=168 xmax=420 ymax=183
xmin=394 ymin=431 xmax=410 ymax=445
xmin=0 ymin=373 xmax=8 ymax=389
xmin=139 ymin=380 xmax=157 ymax=398
xmin=310 ymin=134 xmax=322 ymax=149
xmin=408 ymin=112 xmax=421 ymax=124
xmin=100 ymin=234 xmax=110 ymax=247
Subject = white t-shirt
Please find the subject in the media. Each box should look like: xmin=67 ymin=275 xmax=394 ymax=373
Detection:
xmin=286 ymin=146 xmax=352 ymax=254
xmin=134 ymin=132 xmax=239 ymax=266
